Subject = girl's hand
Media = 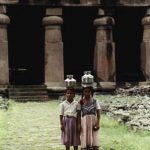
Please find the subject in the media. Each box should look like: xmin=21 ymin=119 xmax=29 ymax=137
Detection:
xmin=60 ymin=124 xmax=64 ymax=131
xmin=80 ymin=99 xmax=85 ymax=105
xmin=95 ymin=124 xmax=99 ymax=129
xmin=93 ymin=122 xmax=100 ymax=131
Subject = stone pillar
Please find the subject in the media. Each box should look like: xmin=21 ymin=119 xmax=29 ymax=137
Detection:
xmin=93 ymin=9 xmax=116 ymax=85
xmin=141 ymin=9 xmax=150 ymax=81
xmin=42 ymin=11 xmax=64 ymax=87
xmin=0 ymin=13 xmax=10 ymax=86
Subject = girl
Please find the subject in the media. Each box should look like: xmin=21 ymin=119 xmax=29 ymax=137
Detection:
xmin=59 ymin=87 xmax=80 ymax=150
xmin=77 ymin=86 xmax=101 ymax=150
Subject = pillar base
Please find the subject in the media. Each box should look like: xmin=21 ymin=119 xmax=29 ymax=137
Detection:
xmin=0 ymin=84 xmax=8 ymax=97
xmin=45 ymin=82 xmax=65 ymax=88
xmin=0 ymin=84 xmax=8 ymax=88
xmin=97 ymin=82 xmax=116 ymax=90
xmin=138 ymin=81 xmax=150 ymax=86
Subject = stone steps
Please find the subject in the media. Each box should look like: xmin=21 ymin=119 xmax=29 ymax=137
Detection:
xmin=9 ymin=91 xmax=47 ymax=96
xmin=8 ymin=85 xmax=49 ymax=102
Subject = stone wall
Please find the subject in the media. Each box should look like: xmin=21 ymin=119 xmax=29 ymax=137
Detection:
xmin=1 ymin=0 xmax=150 ymax=6
xmin=0 ymin=0 xmax=19 ymax=4
xmin=118 ymin=0 xmax=150 ymax=6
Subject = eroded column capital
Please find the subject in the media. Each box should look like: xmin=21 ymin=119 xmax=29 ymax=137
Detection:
xmin=142 ymin=16 xmax=150 ymax=26
xmin=0 ymin=14 xmax=10 ymax=25
xmin=42 ymin=16 xmax=63 ymax=26
xmin=93 ymin=16 xmax=115 ymax=27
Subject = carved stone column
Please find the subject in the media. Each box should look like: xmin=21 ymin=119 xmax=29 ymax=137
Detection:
xmin=141 ymin=9 xmax=150 ymax=81
xmin=93 ymin=9 xmax=116 ymax=86
xmin=0 ymin=13 xmax=10 ymax=86
xmin=42 ymin=13 xmax=64 ymax=87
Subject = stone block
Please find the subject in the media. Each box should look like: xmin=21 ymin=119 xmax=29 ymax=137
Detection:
xmin=0 ymin=5 xmax=6 ymax=13
xmin=0 ymin=0 xmax=19 ymax=4
xmin=45 ymin=28 xmax=62 ymax=42
xmin=46 ymin=82 xmax=66 ymax=88
xmin=98 ymin=81 xmax=116 ymax=90
xmin=80 ymin=0 xmax=99 ymax=4
xmin=119 ymin=0 xmax=150 ymax=6
xmin=46 ymin=8 xmax=62 ymax=16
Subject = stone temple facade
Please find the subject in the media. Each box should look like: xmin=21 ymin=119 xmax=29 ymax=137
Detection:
xmin=0 ymin=0 xmax=150 ymax=91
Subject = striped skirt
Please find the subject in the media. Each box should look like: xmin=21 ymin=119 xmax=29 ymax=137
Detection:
xmin=61 ymin=116 xmax=80 ymax=146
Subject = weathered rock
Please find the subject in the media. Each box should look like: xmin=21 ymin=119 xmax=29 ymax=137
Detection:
xmin=97 ymin=94 xmax=150 ymax=131
xmin=0 ymin=96 xmax=8 ymax=110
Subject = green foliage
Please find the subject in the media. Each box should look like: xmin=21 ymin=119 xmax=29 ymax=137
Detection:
xmin=100 ymin=115 xmax=150 ymax=150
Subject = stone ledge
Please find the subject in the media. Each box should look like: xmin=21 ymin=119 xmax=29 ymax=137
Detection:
xmin=46 ymin=82 xmax=116 ymax=93
xmin=46 ymin=8 xmax=62 ymax=16
xmin=0 ymin=0 xmax=19 ymax=4
xmin=98 ymin=82 xmax=116 ymax=90
xmin=46 ymin=82 xmax=65 ymax=87
xmin=116 ymin=81 xmax=150 ymax=89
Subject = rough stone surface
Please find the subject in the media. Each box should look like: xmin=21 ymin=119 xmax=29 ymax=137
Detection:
xmin=0 ymin=0 xmax=18 ymax=4
xmin=0 ymin=14 xmax=9 ymax=85
xmin=97 ymin=88 xmax=150 ymax=131
xmin=0 ymin=96 xmax=8 ymax=109
xmin=94 ymin=16 xmax=116 ymax=82
xmin=80 ymin=0 xmax=99 ymax=5
xmin=119 ymin=0 xmax=150 ymax=6
xmin=43 ymin=16 xmax=64 ymax=87
xmin=46 ymin=8 xmax=62 ymax=16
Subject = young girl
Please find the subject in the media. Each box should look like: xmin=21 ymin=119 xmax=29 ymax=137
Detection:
xmin=59 ymin=87 xmax=80 ymax=150
xmin=77 ymin=86 xmax=101 ymax=150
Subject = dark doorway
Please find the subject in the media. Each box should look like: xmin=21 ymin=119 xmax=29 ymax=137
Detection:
xmin=114 ymin=7 xmax=146 ymax=82
xmin=7 ymin=5 xmax=45 ymax=85
xmin=62 ymin=7 xmax=98 ymax=81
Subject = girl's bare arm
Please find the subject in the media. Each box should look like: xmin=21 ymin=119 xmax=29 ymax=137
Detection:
xmin=96 ymin=109 xmax=101 ymax=127
xmin=60 ymin=115 xmax=64 ymax=131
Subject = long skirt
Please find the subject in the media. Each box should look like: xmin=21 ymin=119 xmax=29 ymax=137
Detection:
xmin=80 ymin=115 xmax=100 ymax=149
xmin=61 ymin=116 xmax=80 ymax=146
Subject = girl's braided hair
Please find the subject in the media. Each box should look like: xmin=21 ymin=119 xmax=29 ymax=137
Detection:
xmin=81 ymin=86 xmax=94 ymax=99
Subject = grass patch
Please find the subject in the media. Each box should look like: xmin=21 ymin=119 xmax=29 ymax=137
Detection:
xmin=100 ymin=115 xmax=150 ymax=150
xmin=0 ymin=99 xmax=150 ymax=150
xmin=0 ymin=109 xmax=8 ymax=149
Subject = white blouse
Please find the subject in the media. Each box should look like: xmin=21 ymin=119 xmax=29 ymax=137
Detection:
xmin=59 ymin=100 xmax=78 ymax=118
